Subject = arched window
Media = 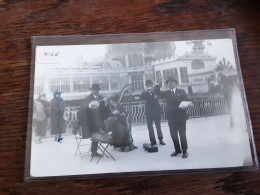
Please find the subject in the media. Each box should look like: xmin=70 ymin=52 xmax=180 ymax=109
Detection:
xmin=191 ymin=59 xmax=205 ymax=69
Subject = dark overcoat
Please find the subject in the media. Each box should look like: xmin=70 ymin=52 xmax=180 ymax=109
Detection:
xmin=155 ymin=86 xmax=188 ymax=122
xmin=140 ymin=90 xmax=162 ymax=117
xmin=50 ymin=97 xmax=66 ymax=135
xmin=78 ymin=94 xmax=112 ymax=139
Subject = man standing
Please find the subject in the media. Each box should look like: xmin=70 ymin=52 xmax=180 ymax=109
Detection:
xmin=155 ymin=77 xmax=189 ymax=158
xmin=217 ymin=72 xmax=236 ymax=128
xmin=78 ymin=83 xmax=111 ymax=158
xmin=141 ymin=79 xmax=165 ymax=146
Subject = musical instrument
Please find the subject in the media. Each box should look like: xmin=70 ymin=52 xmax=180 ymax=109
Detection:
xmin=92 ymin=84 xmax=132 ymax=107
xmin=146 ymin=86 xmax=155 ymax=94
xmin=90 ymin=84 xmax=134 ymax=142
xmin=108 ymin=84 xmax=134 ymax=143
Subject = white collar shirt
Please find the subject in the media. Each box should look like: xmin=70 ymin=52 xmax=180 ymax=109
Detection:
xmin=171 ymin=88 xmax=177 ymax=93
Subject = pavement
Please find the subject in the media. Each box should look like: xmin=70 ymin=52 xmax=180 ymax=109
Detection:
xmin=30 ymin=114 xmax=253 ymax=178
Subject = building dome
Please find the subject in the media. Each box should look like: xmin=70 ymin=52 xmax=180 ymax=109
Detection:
xmin=106 ymin=43 xmax=144 ymax=56
xmin=106 ymin=44 xmax=128 ymax=56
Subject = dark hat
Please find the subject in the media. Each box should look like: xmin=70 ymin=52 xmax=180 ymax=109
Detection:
xmin=145 ymin=79 xmax=153 ymax=85
xmin=166 ymin=77 xmax=178 ymax=84
xmin=90 ymin=83 xmax=101 ymax=90
xmin=53 ymin=90 xmax=62 ymax=96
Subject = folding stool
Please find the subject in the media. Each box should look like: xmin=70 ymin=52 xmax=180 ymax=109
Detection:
xmin=90 ymin=135 xmax=116 ymax=164
xmin=74 ymin=128 xmax=91 ymax=158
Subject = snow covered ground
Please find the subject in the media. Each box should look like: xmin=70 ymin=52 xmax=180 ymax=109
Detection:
xmin=30 ymin=113 xmax=253 ymax=178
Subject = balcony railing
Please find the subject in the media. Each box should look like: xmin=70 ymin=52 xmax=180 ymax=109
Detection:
xmin=63 ymin=97 xmax=227 ymax=134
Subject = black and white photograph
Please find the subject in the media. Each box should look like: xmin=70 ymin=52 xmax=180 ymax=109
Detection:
xmin=27 ymin=32 xmax=257 ymax=179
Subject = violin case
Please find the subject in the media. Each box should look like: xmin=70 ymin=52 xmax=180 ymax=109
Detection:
xmin=143 ymin=143 xmax=158 ymax=153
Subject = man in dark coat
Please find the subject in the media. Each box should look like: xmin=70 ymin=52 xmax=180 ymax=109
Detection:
xmin=141 ymin=79 xmax=165 ymax=146
xmin=155 ymin=77 xmax=189 ymax=158
xmin=50 ymin=90 xmax=66 ymax=142
xmin=107 ymin=95 xmax=137 ymax=151
xmin=217 ymin=72 xmax=236 ymax=127
xmin=78 ymin=83 xmax=112 ymax=158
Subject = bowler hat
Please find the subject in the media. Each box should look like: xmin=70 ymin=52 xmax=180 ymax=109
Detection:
xmin=166 ymin=77 xmax=178 ymax=84
xmin=90 ymin=83 xmax=101 ymax=90
xmin=145 ymin=79 xmax=153 ymax=85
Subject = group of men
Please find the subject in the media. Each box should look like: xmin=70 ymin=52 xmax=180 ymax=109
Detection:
xmin=77 ymin=83 xmax=134 ymax=158
xmin=77 ymin=76 xmax=189 ymax=159
xmin=141 ymin=77 xmax=189 ymax=158
xmin=35 ymin=70 xmax=237 ymax=160
xmin=41 ymin=75 xmax=189 ymax=159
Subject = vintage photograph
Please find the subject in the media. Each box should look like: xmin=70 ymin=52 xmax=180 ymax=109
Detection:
xmin=28 ymin=36 xmax=255 ymax=178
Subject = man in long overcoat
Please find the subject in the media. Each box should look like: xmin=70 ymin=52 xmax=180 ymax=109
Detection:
xmin=78 ymin=83 xmax=112 ymax=157
xmin=155 ymin=77 xmax=189 ymax=158
xmin=217 ymin=72 xmax=236 ymax=127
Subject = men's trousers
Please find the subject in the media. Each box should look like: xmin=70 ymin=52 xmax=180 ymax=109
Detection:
xmin=146 ymin=114 xmax=163 ymax=144
xmin=168 ymin=119 xmax=187 ymax=152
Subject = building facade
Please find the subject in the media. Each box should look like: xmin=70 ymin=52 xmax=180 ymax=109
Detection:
xmin=153 ymin=40 xmax=217 ymax=94
xmin=34 ymin=41 xmax=218 ymax=100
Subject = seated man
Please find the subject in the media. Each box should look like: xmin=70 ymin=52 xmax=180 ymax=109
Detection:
xmin=78 ymin=83 xmax=112 ymax=158
xmin=107 ymin=95 xmax=137 ymax=152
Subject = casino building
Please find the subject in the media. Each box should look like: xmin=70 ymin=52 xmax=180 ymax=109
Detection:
xmin=34 ymin=41 xmax=218 ymax=101
xmin=153 ymin=40 xmax=217 ymax=94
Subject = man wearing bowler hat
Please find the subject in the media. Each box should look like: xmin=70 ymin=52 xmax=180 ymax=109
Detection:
xmin=141 ymin=79 xmax=165 ymax=146
xmin=78 ymin=83 xmax=112 ymax=158
xmin=155 ymin=77 xmax=189 ymax=158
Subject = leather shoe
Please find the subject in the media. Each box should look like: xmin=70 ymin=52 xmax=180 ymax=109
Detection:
xmin=171 ymin=151 xmax=182 ymax=156
xmin=151 ymin=141 xmax=157 ymax=146
xmin=182 ymin=152 xmax=188 ymax=158
xmin=159 ymin=140 xmax=166 ymax=145
xmin=91 ymin=152 xmax=103 ymax=158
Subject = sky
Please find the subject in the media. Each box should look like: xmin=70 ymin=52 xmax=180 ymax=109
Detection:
xmin=35 ymin=38 xmax=237 ymax=73
xmin=175 ymin=38 xmax=236 ymax=67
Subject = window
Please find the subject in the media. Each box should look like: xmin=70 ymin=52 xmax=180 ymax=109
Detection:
xmin=110 ymin=76 xmax=119 ymax=90
xmin=163 ymin=68 xmax=179 ymax=84
xmin=73 ymin=77 xmax=90 ymax=92
xmin=128 ymin=52 xmax=143 ymax=68
xmin=34 ymin=78 xmax=44 ymax=95
xmin=155 ymin=71 xmax=162 ymax=83
xmin=191 ymin=59 xmax=205 ymax=69
xmin=50 ymin=78 xmax=70 ymax=93
xmin=92 ymin=76 xmax=109 ymax=91
xmin=131 ymin=74 xmax=144 ymax=91
xmin=180 ymin=67 xmax=189 ymax=83
xmin=116 ymin=55 xmax=126 ymax=68
xmin=194 ymin=78 xmax=203 ymax=82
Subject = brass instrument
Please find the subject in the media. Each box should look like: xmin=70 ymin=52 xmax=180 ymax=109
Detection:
xmin=146 ymin=86 xmax=155 ymax=93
